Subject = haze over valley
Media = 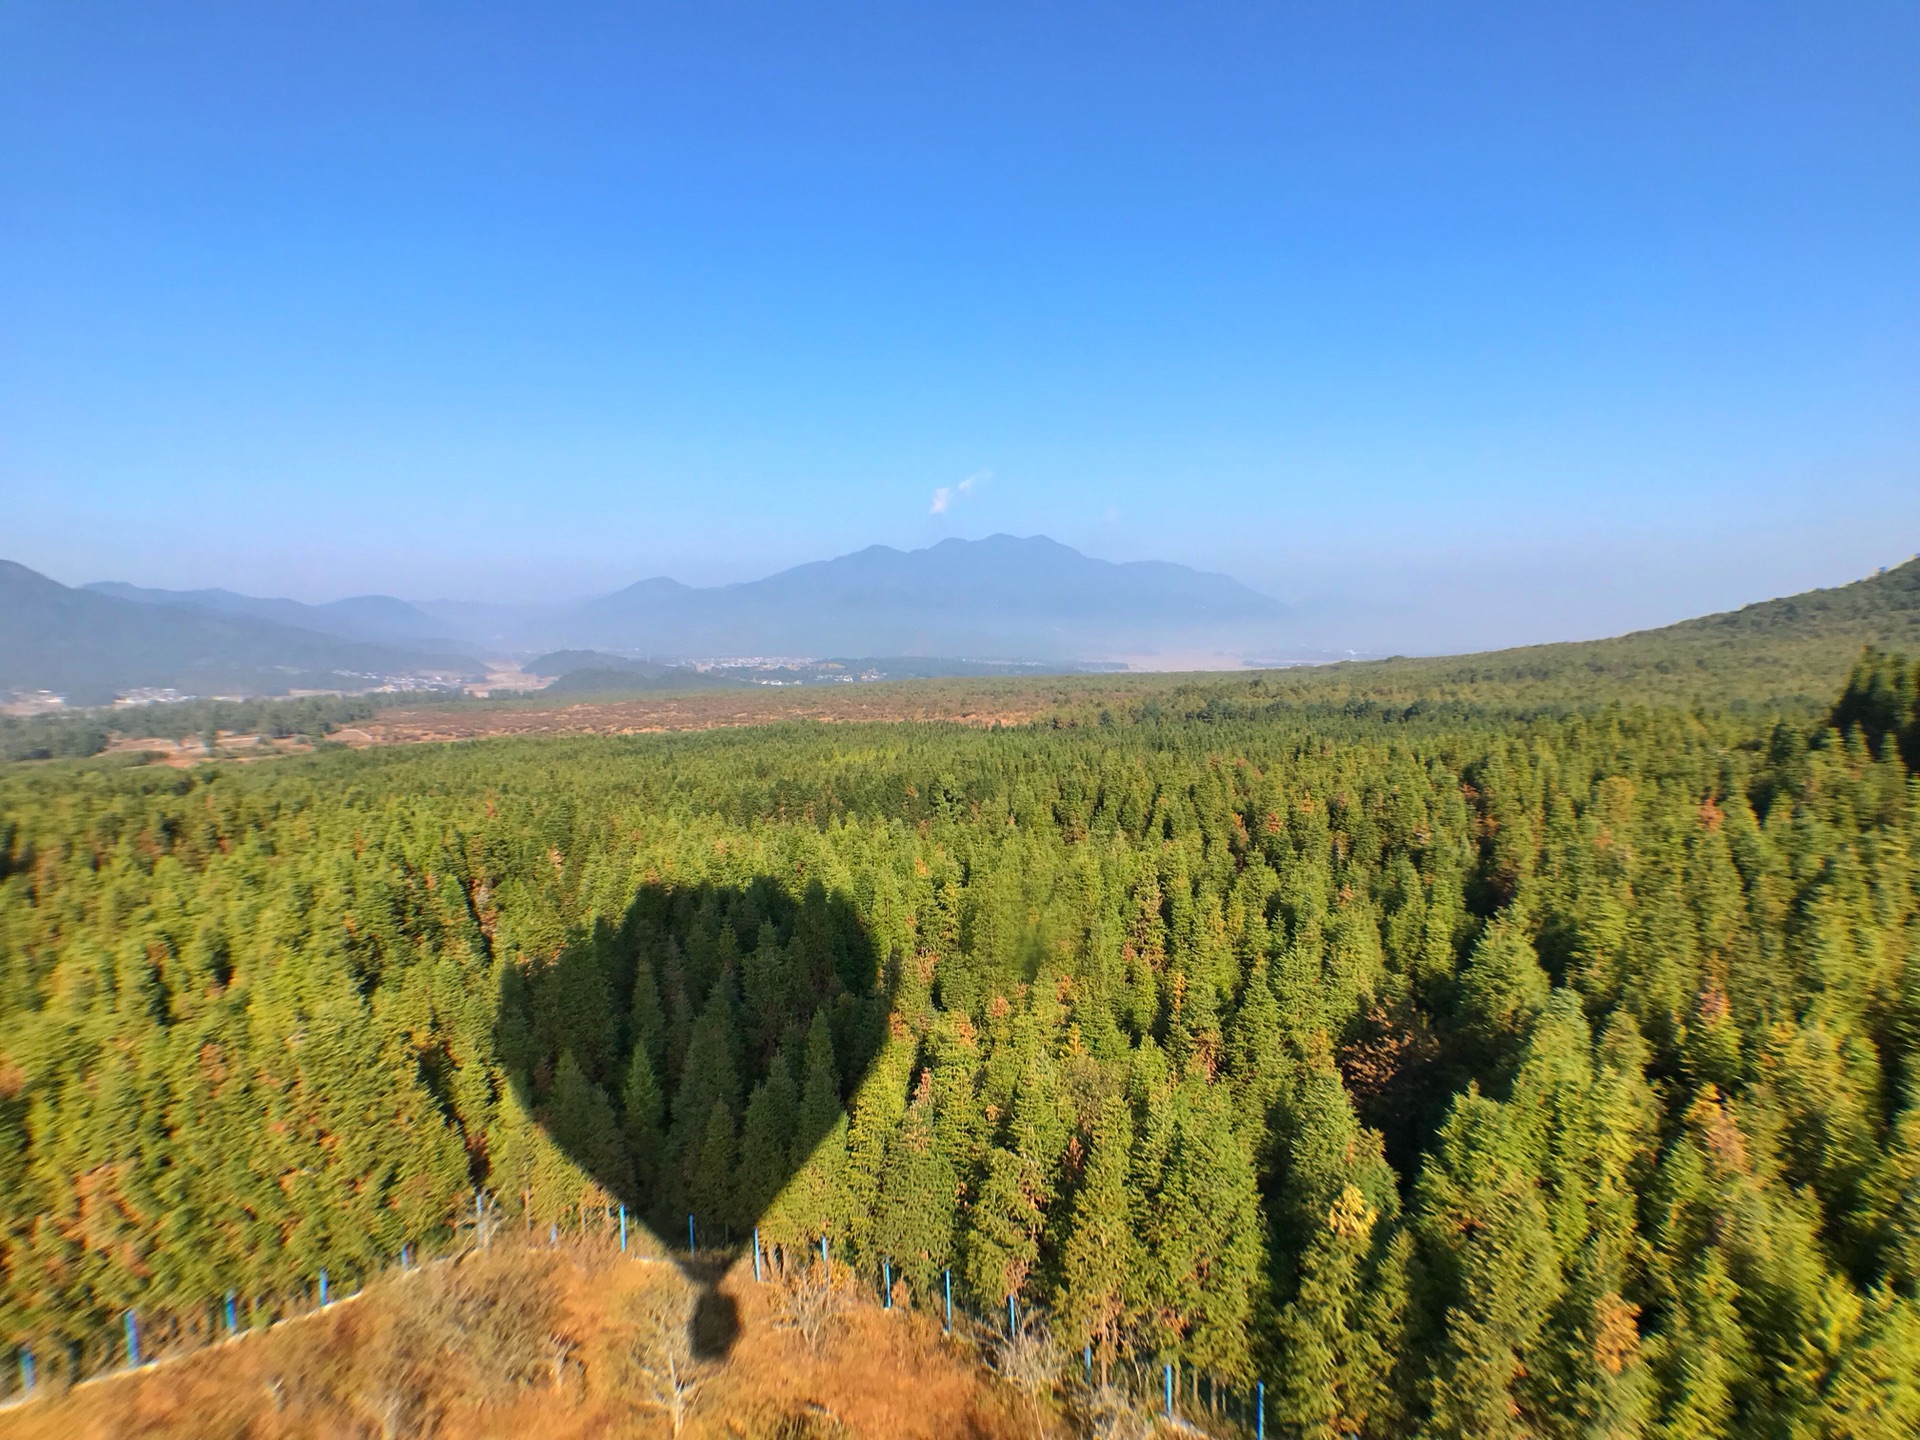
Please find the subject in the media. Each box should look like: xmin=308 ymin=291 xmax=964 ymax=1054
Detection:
xmin=12 ymin=533 xmax=1920 ymax=711
xmin=4 ymin=535 xmax=1316 ymax=705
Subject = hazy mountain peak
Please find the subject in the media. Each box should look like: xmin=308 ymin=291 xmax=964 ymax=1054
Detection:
xmin=593 ymin=575 xmax=701 ymax=603
xmin=569 ymin=534 xmax=1284 ymax=659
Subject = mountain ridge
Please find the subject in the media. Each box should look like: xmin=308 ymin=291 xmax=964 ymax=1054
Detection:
xmin=2 ymin=562 xmax=481 ymax=704
xmin=568 ymin=533 xmax=1286 ymax=658
xmin=3 ymin=536 xmax=1287 ymax=702
xmin=21 ymin=542 xmax=1918 ymax=708
xmin=84 ymin=581 xmax=462 ymax=649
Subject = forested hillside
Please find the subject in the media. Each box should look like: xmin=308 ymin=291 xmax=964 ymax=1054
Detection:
xmin=0 ymin=561 xmax=480 ymax=705
xmin=1305 ymin=555 xmax=1920 ymax=711
xmin=954 ymin=555 xmax=1920 ymax=726
xmin=4 ymin=650 xmax=1920 ymax=1436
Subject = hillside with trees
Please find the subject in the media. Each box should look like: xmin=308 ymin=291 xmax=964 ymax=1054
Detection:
xmin=1299 ymin=554 xmax=1920 ymax=712
xmin=0 ymin=562 xmax=479 ymax=705
xmin=3 ymin=641 xmax=1919 ymax=1436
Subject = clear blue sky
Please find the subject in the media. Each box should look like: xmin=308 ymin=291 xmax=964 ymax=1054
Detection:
xmin=3 ymin=2 xmax=1916 ymax=651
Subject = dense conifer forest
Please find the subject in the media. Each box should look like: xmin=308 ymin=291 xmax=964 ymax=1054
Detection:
xmin=4 ymin=648 xmax=1920 ymax=1436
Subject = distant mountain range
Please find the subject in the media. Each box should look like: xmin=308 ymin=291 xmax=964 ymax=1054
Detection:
xmin=2 ymin=562 xmax=480 ymax=705
xmin=391 ymin=536 xmax=1288 ymax=660
xmin=561 ymin=535 xmax=1287 ymax=659
xmin=3 ymin=537 xmax=1294 ymax=702
xmin=85 ymin=535 xmax=1290 ymax=660
xmin=87 ymin=581 xmax=458 ymax=649
xmin=8 ymin=537 xmax=1916 ymax=706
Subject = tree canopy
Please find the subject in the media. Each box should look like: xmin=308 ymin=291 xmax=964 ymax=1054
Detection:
xmin=4 ymin=650 xmax=1920 ymax=1433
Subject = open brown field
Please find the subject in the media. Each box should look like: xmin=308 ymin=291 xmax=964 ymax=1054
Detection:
xmin=324 ymin=681 xmax=1082 ymax=747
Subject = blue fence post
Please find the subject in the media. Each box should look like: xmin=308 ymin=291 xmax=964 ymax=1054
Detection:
xmin=821 ymin=1235 xmax=830 ymax=1268
xmin=319 ymin=1269 xmax=329 ymax=1307
xmin=1084 ymin=1345 xmax=1092 ymax=1383
xmin=619 ymin=1203 xmax=628 ymax=1253
xmin=688 ymin=1214 xmax=697 ymax=1255
xmin=882 ymin=1258 xmax=892 ymax=1308
xmin=1007 ymin=1294 xmax=1017 ymax=1335
xmin=19 ymin=1346 xmax=34 ymax=1395
xmin=1163 ymin=1362 xmax=1173 ymax=1417
xmin=753 ymin=1227 xmax=763 ymax=1282
xmin=943 ymin=1268 xmax=953 ymax=1333
xmin=1257 ymin=1379 xmax=1266 ymax=1440
xmin=124 ymin=1311 xmax=141 ymax=1368
xmin=549 ymin=1223 xmax=557 ymax=1247
xmin=225 ymin=1291 xmax=237 ymax=1335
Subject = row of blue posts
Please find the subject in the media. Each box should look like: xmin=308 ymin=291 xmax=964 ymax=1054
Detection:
xmin=1156 ymin=1362 xmax=1267 ymax=1438
xmin=716 ymin=1212 xmax=946 ymax=1339
xmin=14 ymin=1198 xmax=657 ymax=1404
xmin=12 ymin=1244 xmax=377 ymax=1401
xmin=695 ymin=1215 xmax=928 ymax=1334
xmin=640 ymin=1208 xmax=1272 ymax=1438
xmin=13 ymin=1210 xmax=1267 ymax=1434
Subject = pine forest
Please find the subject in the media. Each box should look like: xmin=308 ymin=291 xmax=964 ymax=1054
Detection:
xmin=4 ymin=649 xmax=1920 ymax=1438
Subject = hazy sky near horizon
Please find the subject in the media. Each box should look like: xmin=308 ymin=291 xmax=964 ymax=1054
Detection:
xmin=4 ymin=2 xmax=1917 ymax=652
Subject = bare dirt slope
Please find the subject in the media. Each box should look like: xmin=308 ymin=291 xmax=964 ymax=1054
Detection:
xmin=0 ymin=1246 xmax=1031 ymax=1440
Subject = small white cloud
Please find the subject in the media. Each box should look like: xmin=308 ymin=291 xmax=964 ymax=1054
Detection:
xmin=930 ymin=469 xmax=990 ymax=515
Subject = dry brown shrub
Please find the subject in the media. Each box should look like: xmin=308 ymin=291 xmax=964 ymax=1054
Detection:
xmin=1077 ymin=1385 xmax=1153 ymax=1440
xmin=990 ymin=1314 xmax=1061 ymax=1440
xmin=603 ymin=1266 xmax=705 ymax=1435
xmin=733 ymin=1406 xmax=852 ymax=1439
xmin=419 ymin=1247 xmax=563 ymax=1400
xmin=253 ymin=1248 xmax=563 ymax=1440
xmin=769 ymin=1258 xmax=854 ymax=1355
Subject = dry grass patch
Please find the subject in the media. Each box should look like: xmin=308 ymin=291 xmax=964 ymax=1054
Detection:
xmin=0 ymin=1245 xmax=1034 ymax=1440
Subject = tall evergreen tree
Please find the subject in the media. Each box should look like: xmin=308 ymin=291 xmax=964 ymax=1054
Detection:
xmin=621 ymin=1045 xmax=667 ymax=1204
xmin=1054 ymin=1094 xmax=1139 ymax=1378
xmin=1414 ymin=1090 xmax=1564 ymax=1440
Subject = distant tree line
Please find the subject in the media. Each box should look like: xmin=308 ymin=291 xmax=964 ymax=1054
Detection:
xmin=2 ymin=650 xmax=1919 ymax=1434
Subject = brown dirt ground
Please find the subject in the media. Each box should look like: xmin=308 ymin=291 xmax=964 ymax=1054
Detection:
xmin=0 ymin=1249 xmax=1033 ymax=1440
xmin=327 ymin=684 xmax=1067 ymax=748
